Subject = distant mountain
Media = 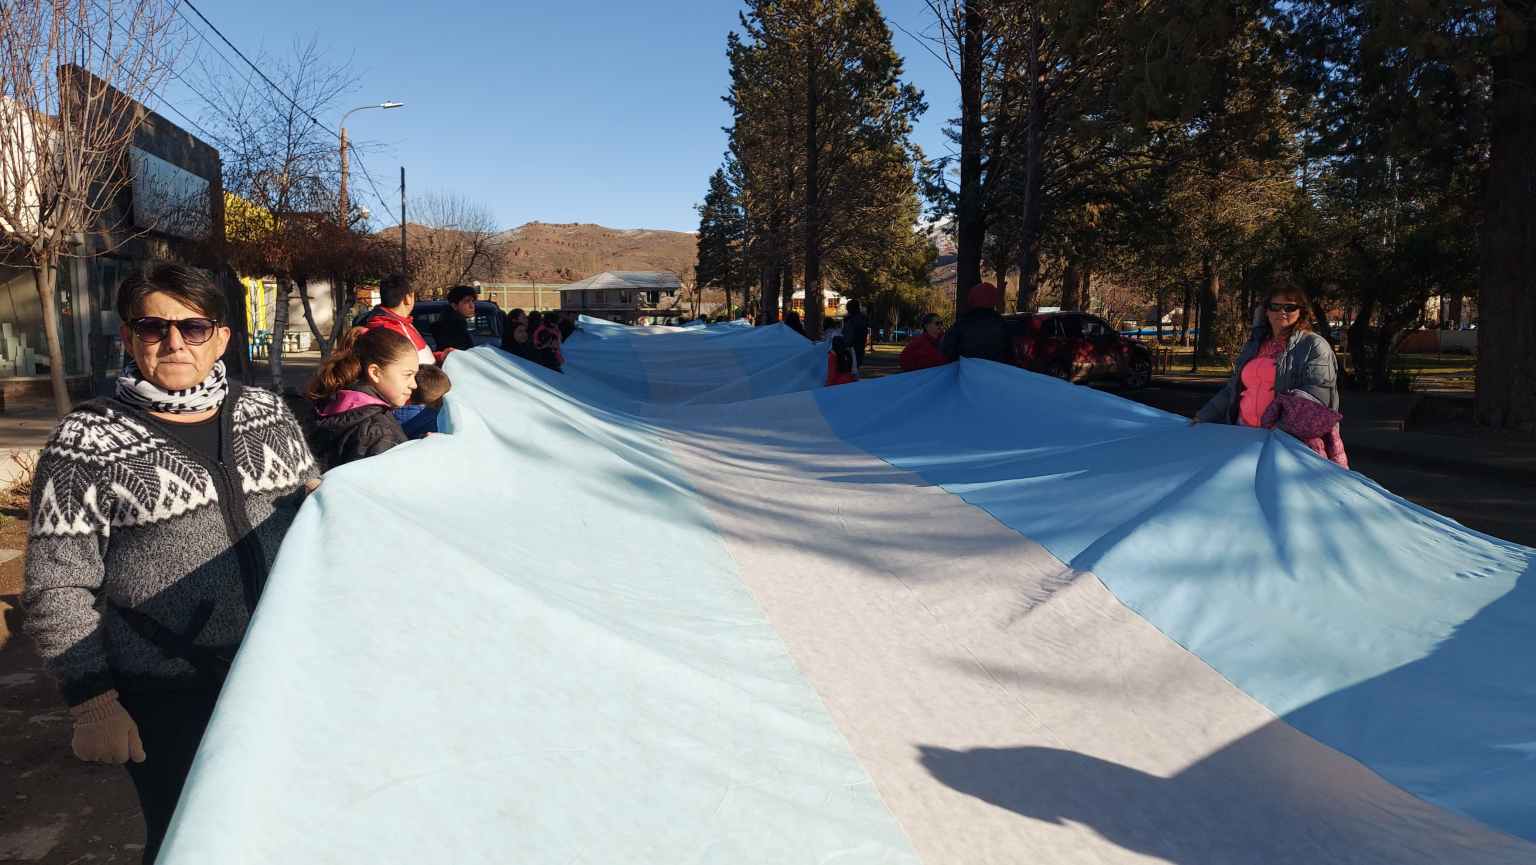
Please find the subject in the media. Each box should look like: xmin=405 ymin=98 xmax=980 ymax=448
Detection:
xmin=492 ymin=222 xmax=698 ymax=283
xmin=382 ymin=218 xmax=965 ymax=296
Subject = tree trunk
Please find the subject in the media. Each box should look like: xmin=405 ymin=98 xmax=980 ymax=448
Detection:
xmin=779 ymin=264 xmax=792 ymax=321
xmin=1015 ymin=246 xmax=1042 ymax=313
xmin=296 ymin=275 xmax=333 ymax=357
xmin=1180 ymin=282 xmax=1194 ymax=346
xmin=1372 ymin=324 xmax=1398 ymax=392
xmin=955 ymin=0 xmax=986 ymax=311
xmin=803 ymin=45 xmax=824 ymax=340
xmin=31 ymin=259 xmax=73 ymax=417
xmin=1197 ymin=255 xmax=1221 ymax=359
xmin=1476 ymin=1 xmax=1536 ymax=430
xmin=331 ymin=275 xmax=352 ymax=348
xmin=1060 ymin=262 xmax=1082 ymax=311
xmin=1347 ymin=289 xmax=1378 ymax=390
xmin=1013 ymin=4 xmax=1046 ymax=310
xmin=217 ymin=268 xmax=253 ymax=384
xmin=269 ymin=275 xmax=292 ymax=392
xmin=759 ymin=266 xmax=777 ymax=325
xmin=1155 ymin=288 xmax=1165 ymax=343
xmin=1190 ymin=294 xmax=1201 ymax=372
xmin=995 ymin=264 xmax=1009 ymax=309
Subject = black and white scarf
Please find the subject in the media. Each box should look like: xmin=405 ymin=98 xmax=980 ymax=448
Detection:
xmin=115 ymin=360 xmax=229 ymax=414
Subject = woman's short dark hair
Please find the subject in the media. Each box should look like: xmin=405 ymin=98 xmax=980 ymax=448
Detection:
xmin=920 ymin=312 xmax=941 ymax=328
xmin=446 ymin=285 xmax=478 ymax=305
xmin=116 ymin=263 xmax=227 ymax=323
xmin=1264 ymin=282 xmax=1316 ymax=332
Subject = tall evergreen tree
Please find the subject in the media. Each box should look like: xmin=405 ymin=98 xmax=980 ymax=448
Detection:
xmin=1476 ymin=1 xmax=1534 ymax=429
xmin=696 ymin=168 xmax=749 ymax=317
xmin=727 ymin=0 xmax=925 ymax=338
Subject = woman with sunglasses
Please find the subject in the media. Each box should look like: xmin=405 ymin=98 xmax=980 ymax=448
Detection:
xmin=23 ymin=263 xmax=319 ymax=864
xmin=1194 ymin=285 xmax=1340 ymax=431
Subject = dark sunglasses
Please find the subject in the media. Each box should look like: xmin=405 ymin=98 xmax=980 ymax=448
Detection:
xmin=129 ymin=317 xmax=220 ymax=345
xmin=1267 ymin=302 xmax=1302 ymax=314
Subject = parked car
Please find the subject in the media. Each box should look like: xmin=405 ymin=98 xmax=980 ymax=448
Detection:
xmin=409 ymin=300 xmax=505 ymax=350
xmin=1004 ymin=311 xmax=1155 ymax=389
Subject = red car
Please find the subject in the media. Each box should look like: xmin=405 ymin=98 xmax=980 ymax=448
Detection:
xmin=1005 ymin=312 xmax=1155 ymax=389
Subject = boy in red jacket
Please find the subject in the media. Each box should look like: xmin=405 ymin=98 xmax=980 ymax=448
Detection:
xmin=354 ymin=273 xmax=439 ymax=366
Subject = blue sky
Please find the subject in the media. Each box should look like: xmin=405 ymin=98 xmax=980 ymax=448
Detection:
xmin=161 ymin=0 xmax=958 ymax=233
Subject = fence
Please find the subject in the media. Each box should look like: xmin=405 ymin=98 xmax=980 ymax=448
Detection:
xmin=478 ymin=283 xmax=568 ymax=312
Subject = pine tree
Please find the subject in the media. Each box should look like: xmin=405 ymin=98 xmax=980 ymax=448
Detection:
xmin=726 ymin=0 xmax=925 ymax=338
xmin=696 ymin=168 xmax=749 ymax=317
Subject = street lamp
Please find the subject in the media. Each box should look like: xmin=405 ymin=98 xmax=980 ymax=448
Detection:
xmin=339 ymin=101 xmax=404 ymax=228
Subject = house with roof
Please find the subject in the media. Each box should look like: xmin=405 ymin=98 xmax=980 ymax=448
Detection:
xmin=559 ymin=271 xmax=685 ymax=324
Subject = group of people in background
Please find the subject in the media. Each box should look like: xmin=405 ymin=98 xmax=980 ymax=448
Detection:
xmin=499 ymin=307 xmax=571 ymax=372
xmin=888 ymin=279 xmax=1345 ymax=464
xmin=816 ymin=284 xmax=1014 ymax=387
xmin=307 ymin=276 xmax=583 ymax=473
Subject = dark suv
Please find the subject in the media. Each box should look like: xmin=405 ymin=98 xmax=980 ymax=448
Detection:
xmin=407 ymin=300 xmax=505 ymax=350
xmin=1005 ymin=311 xmax=1154 ymax=389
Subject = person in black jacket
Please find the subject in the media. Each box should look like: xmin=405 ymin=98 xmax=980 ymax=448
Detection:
xmin=430 ymin=285 xmax=479 ymax=353
xmin=306 ymin=327 xmax=416 ymax=470
xmin=558 ymin=310 xmax=580 ymax=341
xmin=843 ymin=300 xmax=870 ymax=368
xmin=501 ymin=318 xmax=536 ymax=361
xmin=942 ymin=281 xmax=1015 ymax=365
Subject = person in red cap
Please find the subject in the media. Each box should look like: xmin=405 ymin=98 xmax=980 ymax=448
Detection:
xmin=941 ymin=281 xmax=1015 ymax=365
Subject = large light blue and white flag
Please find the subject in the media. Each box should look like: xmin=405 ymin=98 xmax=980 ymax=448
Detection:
xmin=161 ymin=317 xmax=1534 ymax=864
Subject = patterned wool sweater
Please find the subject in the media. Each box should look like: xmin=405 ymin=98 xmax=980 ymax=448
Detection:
xmin=23 ymin=383 xmax=319 ymax=705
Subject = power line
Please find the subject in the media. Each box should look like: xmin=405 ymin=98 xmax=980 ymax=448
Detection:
xmin=176 ymin=0 xmax=339 ymax=137
xmin=179 ymin=1 xmax=400 ymax=223
xmin=171 ymin=0 xmax=402 ymax=223
xmin=351 ymin=149 xmax=397 ymax=225
xmin=78 ymin=5 xmax=237 ymax=155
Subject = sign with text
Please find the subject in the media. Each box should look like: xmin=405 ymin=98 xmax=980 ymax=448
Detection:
xmin=130 ymin=147 xmax=211 ymax=240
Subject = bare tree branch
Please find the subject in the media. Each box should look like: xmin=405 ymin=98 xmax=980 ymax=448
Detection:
xmin=0 ymin=0 xmax=183 ymax=413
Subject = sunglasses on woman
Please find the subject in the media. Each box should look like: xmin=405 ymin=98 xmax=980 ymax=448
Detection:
xmin=1267 ymin=302 xmax=1302 ymax=314
xmin=129 ymin=317 xmax=220 ymax=345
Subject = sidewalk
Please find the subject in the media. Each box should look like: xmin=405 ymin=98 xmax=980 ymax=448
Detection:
xmin=0 ymin=399 xmax=56 ymax=492
xmin=1152 ymin=375 xmax=1536 ymax=483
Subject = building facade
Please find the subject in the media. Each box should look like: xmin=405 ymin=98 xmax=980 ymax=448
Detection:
xmin=559 ymin=272 xmax=685 ymax=324
xmin=1 ymin=66 xmax=230 ymax=400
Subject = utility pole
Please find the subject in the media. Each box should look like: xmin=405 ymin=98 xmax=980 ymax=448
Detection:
xmin=400 ymin=165 xmax=407 ymax=279
xmin=337 ymin=102 xmax=402 ymax=228
xmin=339 ymin=126 xmax=349 ymax=228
